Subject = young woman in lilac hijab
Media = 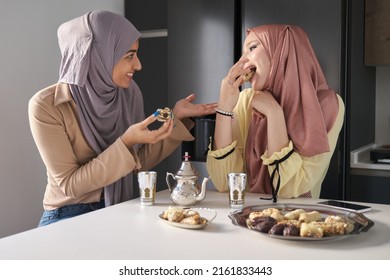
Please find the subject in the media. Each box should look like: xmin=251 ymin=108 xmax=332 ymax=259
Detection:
xmin=29 ymin=10 xmax=217 ymax=226
xmin=207 ymin=25 xmax=344 ymax=202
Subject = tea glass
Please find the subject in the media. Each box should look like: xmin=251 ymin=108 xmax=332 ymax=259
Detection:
xmin=227 ymin=172 xmax=247 ymax=209
xmin=137 ymin=171 xmax=157 ymax=206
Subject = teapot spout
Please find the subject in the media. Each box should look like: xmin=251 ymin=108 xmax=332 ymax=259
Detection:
xmin=196 ymin=176 xmax=210 ymax=202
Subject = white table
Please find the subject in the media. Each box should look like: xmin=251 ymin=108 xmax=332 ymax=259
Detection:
xmin=0 ymin=189 xmax=389 ymax=260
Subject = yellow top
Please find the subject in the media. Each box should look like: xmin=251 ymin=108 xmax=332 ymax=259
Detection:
xmin=206 ymin=88 xmax=345 ymax=199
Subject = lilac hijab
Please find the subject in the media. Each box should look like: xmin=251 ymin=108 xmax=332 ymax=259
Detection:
xmin=57 ymin=10 xmax=144 ymax=206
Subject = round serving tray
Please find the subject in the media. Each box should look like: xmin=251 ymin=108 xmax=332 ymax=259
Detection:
xmin=228 ymin=203 xmax=374 ymax=241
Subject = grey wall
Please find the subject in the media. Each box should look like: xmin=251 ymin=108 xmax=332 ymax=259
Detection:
xmin=0 ymin=0 xmax=124 ymax=238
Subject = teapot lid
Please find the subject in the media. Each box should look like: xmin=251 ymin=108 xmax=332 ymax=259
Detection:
xmin=175 ymin=152 xmax=199 ymax=177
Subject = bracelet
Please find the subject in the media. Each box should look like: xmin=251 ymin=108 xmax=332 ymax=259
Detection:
xmin=215 ymin=108 xmax=234 ymax=118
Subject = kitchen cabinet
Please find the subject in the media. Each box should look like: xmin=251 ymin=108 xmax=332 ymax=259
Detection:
xmin=125 ymin=0 xmax=169 ymax=193
xmin=349 ymin=174 xmax=390 ymax=204
xmin=125 ymin=0 xmax=236 ymax=190
xmin=167 ymin=0 xmax=236 ymax=163
xmin=347 ymin=1 xmax=389 ymax=204
xmin=125 ymin=0 xmax=168 ymax=118
xmin=365 ymin=0 xmax=390 ymax=66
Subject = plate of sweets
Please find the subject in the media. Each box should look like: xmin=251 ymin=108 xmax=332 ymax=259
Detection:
xmin=229 ymin=203 xmax=374 ymax=241
xmin=159 ymin=206 xmax=217 ymax=230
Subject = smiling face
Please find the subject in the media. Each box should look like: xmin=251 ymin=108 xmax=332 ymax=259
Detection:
xmin=241 ymin=32 xmax=271 ymax=91
xmin=112 ymin=40 xmax=142 ymax=88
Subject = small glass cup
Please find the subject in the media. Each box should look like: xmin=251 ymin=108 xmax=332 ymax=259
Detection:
xmin=227 ymin=172 xmax=247 ymax=209
xmin=137 ymin=171 xmax=157 ymax=206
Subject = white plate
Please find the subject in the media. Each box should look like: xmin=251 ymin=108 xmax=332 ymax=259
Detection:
xmin=159 ymin=207 xmax=217 ymax=230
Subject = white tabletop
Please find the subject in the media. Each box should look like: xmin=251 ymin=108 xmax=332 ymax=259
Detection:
xmin=0 ymin=189 xmax=389 ymax=260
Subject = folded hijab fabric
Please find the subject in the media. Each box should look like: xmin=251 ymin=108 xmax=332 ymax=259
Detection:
xmin=57 ymin=10 xmax=143 ymax=206
xmin=244 ymin=25 xmax=339 ymax=196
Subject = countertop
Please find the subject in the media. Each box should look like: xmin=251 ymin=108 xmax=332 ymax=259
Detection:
xmin=0 ymin=189 xmax=389 ymax=260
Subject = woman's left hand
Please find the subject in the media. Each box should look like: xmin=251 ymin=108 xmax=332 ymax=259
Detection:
xmin=251 ymin=90 xmax=282 ymax=117
xmin=251 ymin=91 xmax=289 ymax=155
xmin=173 ymin=94 xmax=218 ymax=120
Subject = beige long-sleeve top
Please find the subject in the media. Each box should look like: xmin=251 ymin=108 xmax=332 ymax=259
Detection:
xmin=207 ymin=88 xmax=345 ymax=199
xmin=29 ymin=83 xmax=194 ymax=210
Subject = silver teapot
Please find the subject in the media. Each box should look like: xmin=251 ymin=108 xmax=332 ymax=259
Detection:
xmin=166 ymin=152 xmax=210 ymax=206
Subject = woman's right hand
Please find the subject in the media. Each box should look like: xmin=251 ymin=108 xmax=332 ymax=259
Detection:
xmin=218 ymin=58 xmax=249 ymax=111
xmin=121 ymin=114 xmax=174 ymax=148
xmin=213 ymin=59 xmax=249 ymax=150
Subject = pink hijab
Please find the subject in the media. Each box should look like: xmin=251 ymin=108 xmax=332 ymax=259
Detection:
xmin=57 ymin=11 xmax=144 ymax=206
xmin=245 ymin=25 xmax=339 ymax=196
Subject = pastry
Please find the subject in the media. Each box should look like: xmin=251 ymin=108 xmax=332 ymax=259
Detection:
xmin=155 ymin=107 xmax=172 ymax=122
xmin=283 ymin=224 xmax=300 ymax=236
xmin=242 ymin=68 xmax=255 ymax=82
xmin=245 ymin=207 xmax=356 ymax=238
xmin=300 ymin=222 xmax=324 ymax=238
xmin=284 ymin=209 xmax=305 ymax=220
xmin=249 ymin=208 xmax=284 ymax=222
xmin=269 ymin=223 xmax=287 ymax=235
xmin=310 ymin=222 xmax=348 ymax=235
xmin=180 ymin=214 xmax=204 ymax=225
xmin=161 ymin=207 xmax=205 ymax=225
xmin=165 ymin=207 xmax=185 ymax=223
xmin=253 ymin=220 xmax=277 ymax=233
xmin=298 ymin=211 xmax=322 ymax=223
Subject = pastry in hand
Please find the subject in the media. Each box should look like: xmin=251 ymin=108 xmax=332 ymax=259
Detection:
xmin=155 ymin=107 xmax=172 ymax=122
xmin=242 ymin=67 xmax=255 ymax=82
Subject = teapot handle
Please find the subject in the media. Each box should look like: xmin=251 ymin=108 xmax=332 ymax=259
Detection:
xmin=166 ymin=172 xmax=175 ymax=192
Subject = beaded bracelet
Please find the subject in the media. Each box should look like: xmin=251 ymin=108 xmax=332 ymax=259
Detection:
xmin=215 ymin=108 xmax=234 ymax=118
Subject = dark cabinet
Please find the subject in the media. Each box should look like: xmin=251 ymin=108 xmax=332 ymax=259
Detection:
xmin=125 ymin=0 xmax=236 ymax=190
xmin=167 ymin=0 xmax=236 ymax=163
xmin=125 ymin=0 xmax=169 ymax=192
xmin=365 ymin=0 xmax=390 ymax=66
xmin=167 ymin=0 xmax=236 ymax=105
xmin=349 ymin=175 xmax=390 ymax=204
xmin=125 ymin=0 xmax=168 ymax=118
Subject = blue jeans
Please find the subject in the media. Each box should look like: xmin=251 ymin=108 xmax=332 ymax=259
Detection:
xmin=38 ymin=200 xmax=105 ymax=227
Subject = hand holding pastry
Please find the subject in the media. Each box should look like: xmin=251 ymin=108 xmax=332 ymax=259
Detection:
xmin=121 ymin=113 xmax=173 ymax=147
xmin=155 ymin=107 xmax=172 ymax=122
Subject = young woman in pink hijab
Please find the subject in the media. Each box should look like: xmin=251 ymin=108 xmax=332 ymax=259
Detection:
xmin=29 ymin=10 xmax=217 ymax=226
xmin=207 ymin=25 xmax=344 ymax=202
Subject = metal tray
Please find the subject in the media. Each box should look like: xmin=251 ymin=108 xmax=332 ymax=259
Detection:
xmin=228 ymin=203 xmax=375 ymax=241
